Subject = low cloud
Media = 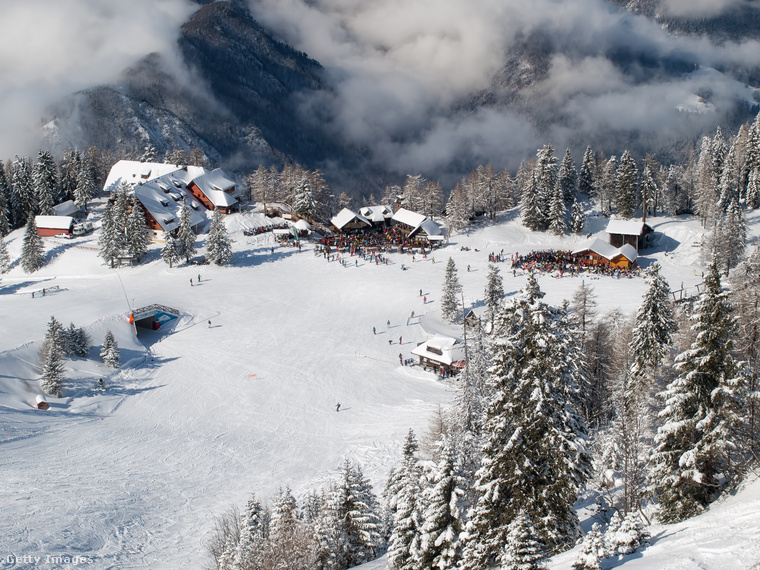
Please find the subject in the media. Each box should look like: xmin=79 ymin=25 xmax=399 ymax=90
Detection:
xmin=660 ymin=0 xmax=746 ymax=19
xmin=0 ymin=0 xmax=194 ymax=158
xmin=249 ymin=0 xmax=760 ymax=174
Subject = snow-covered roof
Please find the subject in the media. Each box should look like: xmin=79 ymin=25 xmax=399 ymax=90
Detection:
xmin=331 ymin=208 xmax=371 ymax=230
xmin=103 ymin=160 xmax=183 ymax=192
xmin=359 ymin=205 xmax=393 ymax=223
xmin=616 ymin=243 xmax=638 ymax=262
xmin=392 ymin=208 xmax=426 ymax=229
xmin=572 ymin=237 xmax=620 ymax=260
xmin=606 ymin=219 xmax=652 ymax=236
xmin=132 ymin=182 xmax=206 ymax=233
xmin=294 ymin=219 xmax=311 ymax=231
xmin=411 ymin=336 xmax=466 ymax=366
xmin=35 ymin=215 xmax=74 ymax=230
xmin=190 ymin=169 xmax=239 ymax=208
xmin=52 ymin=200 xmax=79 ymax=217
xmin=418 ymin=218 xmax=444 ymax=238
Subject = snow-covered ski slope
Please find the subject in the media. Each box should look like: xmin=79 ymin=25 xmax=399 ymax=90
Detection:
xmin=1 ymin=203 xmax=758 ymax=569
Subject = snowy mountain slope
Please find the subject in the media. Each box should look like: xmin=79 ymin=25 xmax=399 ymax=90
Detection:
xmin=0 ymin=204 xmax=757 ymax=568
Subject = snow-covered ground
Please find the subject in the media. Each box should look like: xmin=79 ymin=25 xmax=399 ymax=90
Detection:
xmin=0 ymin=202 xmax=758 ymax=569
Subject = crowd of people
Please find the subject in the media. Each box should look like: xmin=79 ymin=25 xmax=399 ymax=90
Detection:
xmin=509 ymin=249 xmax=641 ymax=278
xmin=317 ymin=227 xmax=439 ymax=263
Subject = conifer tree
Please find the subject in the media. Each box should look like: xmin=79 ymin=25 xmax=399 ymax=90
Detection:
xmin=628 ymin=262 xmax=677 ymax=394
xmin=112 ymin=187 xmax=130 ymax=253
xmin=175 ymin=199 xmax=196 ymax=263
xmin=0 ymin=236 xmax=10 ymax=273
xmin=330 ymin=459 xmax=382 ymax=568
xmin=234 ymin=493 xmax=268 ymax=570
xmin=747 ymin=169 xmax=760 ymax=209
xmin=126 ymin=199 xmax=149 ymax=262
xmin=74 ymin=157 xmax=96 ymax=213
xmin=615 ymin=150 xmax=638 ymax=219
xmin=161 ymin=235 xmax=181 ymax=268
xmin=600 ymin=156 xmax=618 ymax=216
xmin=416 ymin=437 xmax=465 ymax=570
xmin=461 ymin=276 xmax=591 ymax=567
xmin=640 ymin=164 xmax=658 ymax=217
xmin=520 ymin=172 xmax=544 ymax=231
xmin=40 ymin=326 xmax=65 ymax=398
xmin=722 ymin=198 xmax=746 ymax=275
xmin=440 ymin=257 xmax=462 ymax=323
xmin=558 ymin=147 xmax=578 ymax=203
xmin=534 ymin=145 xmax=558 ymax=218
xmin=294 ymin=176 xmax=317 ymax=219
xmin=717 ymin=143 xmax=739 ymax=214
xmin=578 ymin=146 xmax=595 ymax=197
xmin=483 ymin=264 xmax=504 ymax=328
xmin=503 ymin=511 xmax=547 ymax=570
xmin=651 ymin=263 xmax=744 ymax=523
xmin=59 ymin=148 xmax=81 ymax=203
xmin=548 ymin=183 xmax=567 ymax=235
xmin=98 ymin=197 xmax=120 ymax=268
xmin=33 ymin=150 xmax=57 ymax=216
xmin=206 ymin=209 xmax=232 ymax=265
xmin=387 ymin=430 xmax=424 ymax=570
xmin=0 ymin=164 xmax=12 ymax=233
xmin=572 ymin=523 xmax=605 ymax=570
xmin=11 ymin=156 xmax=36 ymax=224
xmin=21 ymin=215 xmax=46 ymax=273
xmin=570 ymin=197 xmax=585 ymax=234
xmin=100 ymin=330 xmax=120 ymax=368
xmin=446 ymin=183 xmax=470 ymax=232
xmin=65 ymin=322 xmax=89 ymax=357
xmin=604 ymin=511 xmax=649 ymax=556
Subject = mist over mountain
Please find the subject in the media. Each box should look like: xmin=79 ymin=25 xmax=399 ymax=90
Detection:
xmin=6 ymin=0 xmax=760 ymax=193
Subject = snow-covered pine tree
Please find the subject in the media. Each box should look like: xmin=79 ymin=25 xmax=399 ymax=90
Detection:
xmin=266 ymin=486 xmax=316 ymax=569
xmin=11 ymin=156 xmax=36 ymax=226
xmin=234 ymin=493 xmax=269 ymax=570
xmin=604 ymin=511 xmax=649 ymax=556
xmin=386 ymin=429 xmax=424 ymax=570
xmin=126 ymin=198 xmax=149 ymax=262
xmin=558 ymin=147 xmax=578 ymax=203
xmin=640 ymin=164 xmax=658 ymax=218
xmin=502 ymin=511 xmax=547 ymax=570
xmin=65 ymin=322 xmax=89 ymax=357
xmin=161 ymin=235 xmax=181 ymax=268
xmin=572 ymin=523 xmax=605 ymax=570
xmin=520 ymin=171 xmax=545 ymax=231
xmin=59 ymin=148 xmax=81 ymax=204
xmin=98 ymin=197 xmax=120 ymax=268
xmin=416 ymin=437 xmax=465 ymax=570
xmin=100 ymin=330 xmax=120 ymax=368
xmin=330 ymin=458 xmax=382 ymax=568
xmin=578 ymin=146 xmax=595 ymax=197
xmin=74 ymin=157 xmax=96 ymax=213
xmin=747 ymin=169 xmax=760 ymax=209
xmin=440 ymin=257 xmax=462 ymax=323
xmin=483 ymin=264 xmax=504 ymax=328
xmin=21 ymin=215 xmax=46 ymax=273
xmin=570 ymin=197 xmax=585 ymax=234
xmin=0 ymin=164 xmax=12 ymax=233
xmin=32 ymin=150 xmax=58 ymax=216
xmin=615 ymin=150 xmax=638 ymax=219
xmin=722 ymin=198 xmax=746 ymax=275
xmin=534 ymin=145 xmax=558 ymax=219
xmin=600 ymin=156 xmax=618 ymax=216
xmin=628 ymin=261 xmax=677 ymax=395
xmin=294 ymin=176 xmax=317 ymax=219
xmin=717 ymin=143 xmax=739 ymax=215
xmin=731 ymin=246 xmax=760 ymax=456
xmin=548 ymin=182 xmax=567 ymax=235
xmin=740 ymin=112 xmax=760 ymax=197
xmin=651 ymin=263 xmax=744 ymax=523
xmin=461 ymin=276 xmax=591 ymax=567
xmin=0 ymin=236 xmax=10 ymax=273
xmin=112 ymin=187 xmax=130 ymax=253
xmin=40 ymin=326 xmax=65 ymax=398
xmin=176 ymin=198 xmax=196 ymax=263
xmin=206 ymin=209 xmax=232 ymax=265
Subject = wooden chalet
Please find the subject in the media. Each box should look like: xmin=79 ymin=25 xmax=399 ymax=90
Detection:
xmin=391 ymin=208 xmax=445 ymax=242
xmin=572 ymin=238 xmax=638 ymax=269
xmin=183 ymin=168 xmax=241 ymax=214
xmin=330 ymin=208 xmax=372 ymax=233
xmin=35 ymin=395 xmax=49 ymax=410
xmin=35 ymin=215 xmax=74 ymax=237
xmin=359 ymin=205 xmax=394 ymax=227
xmin=411 ymin=336 xmax=466 ymax=375
xmin=131 ymin=181 xmax=205 ymax=237
xmin=606 ymin=219 xmax=653 ymax=251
